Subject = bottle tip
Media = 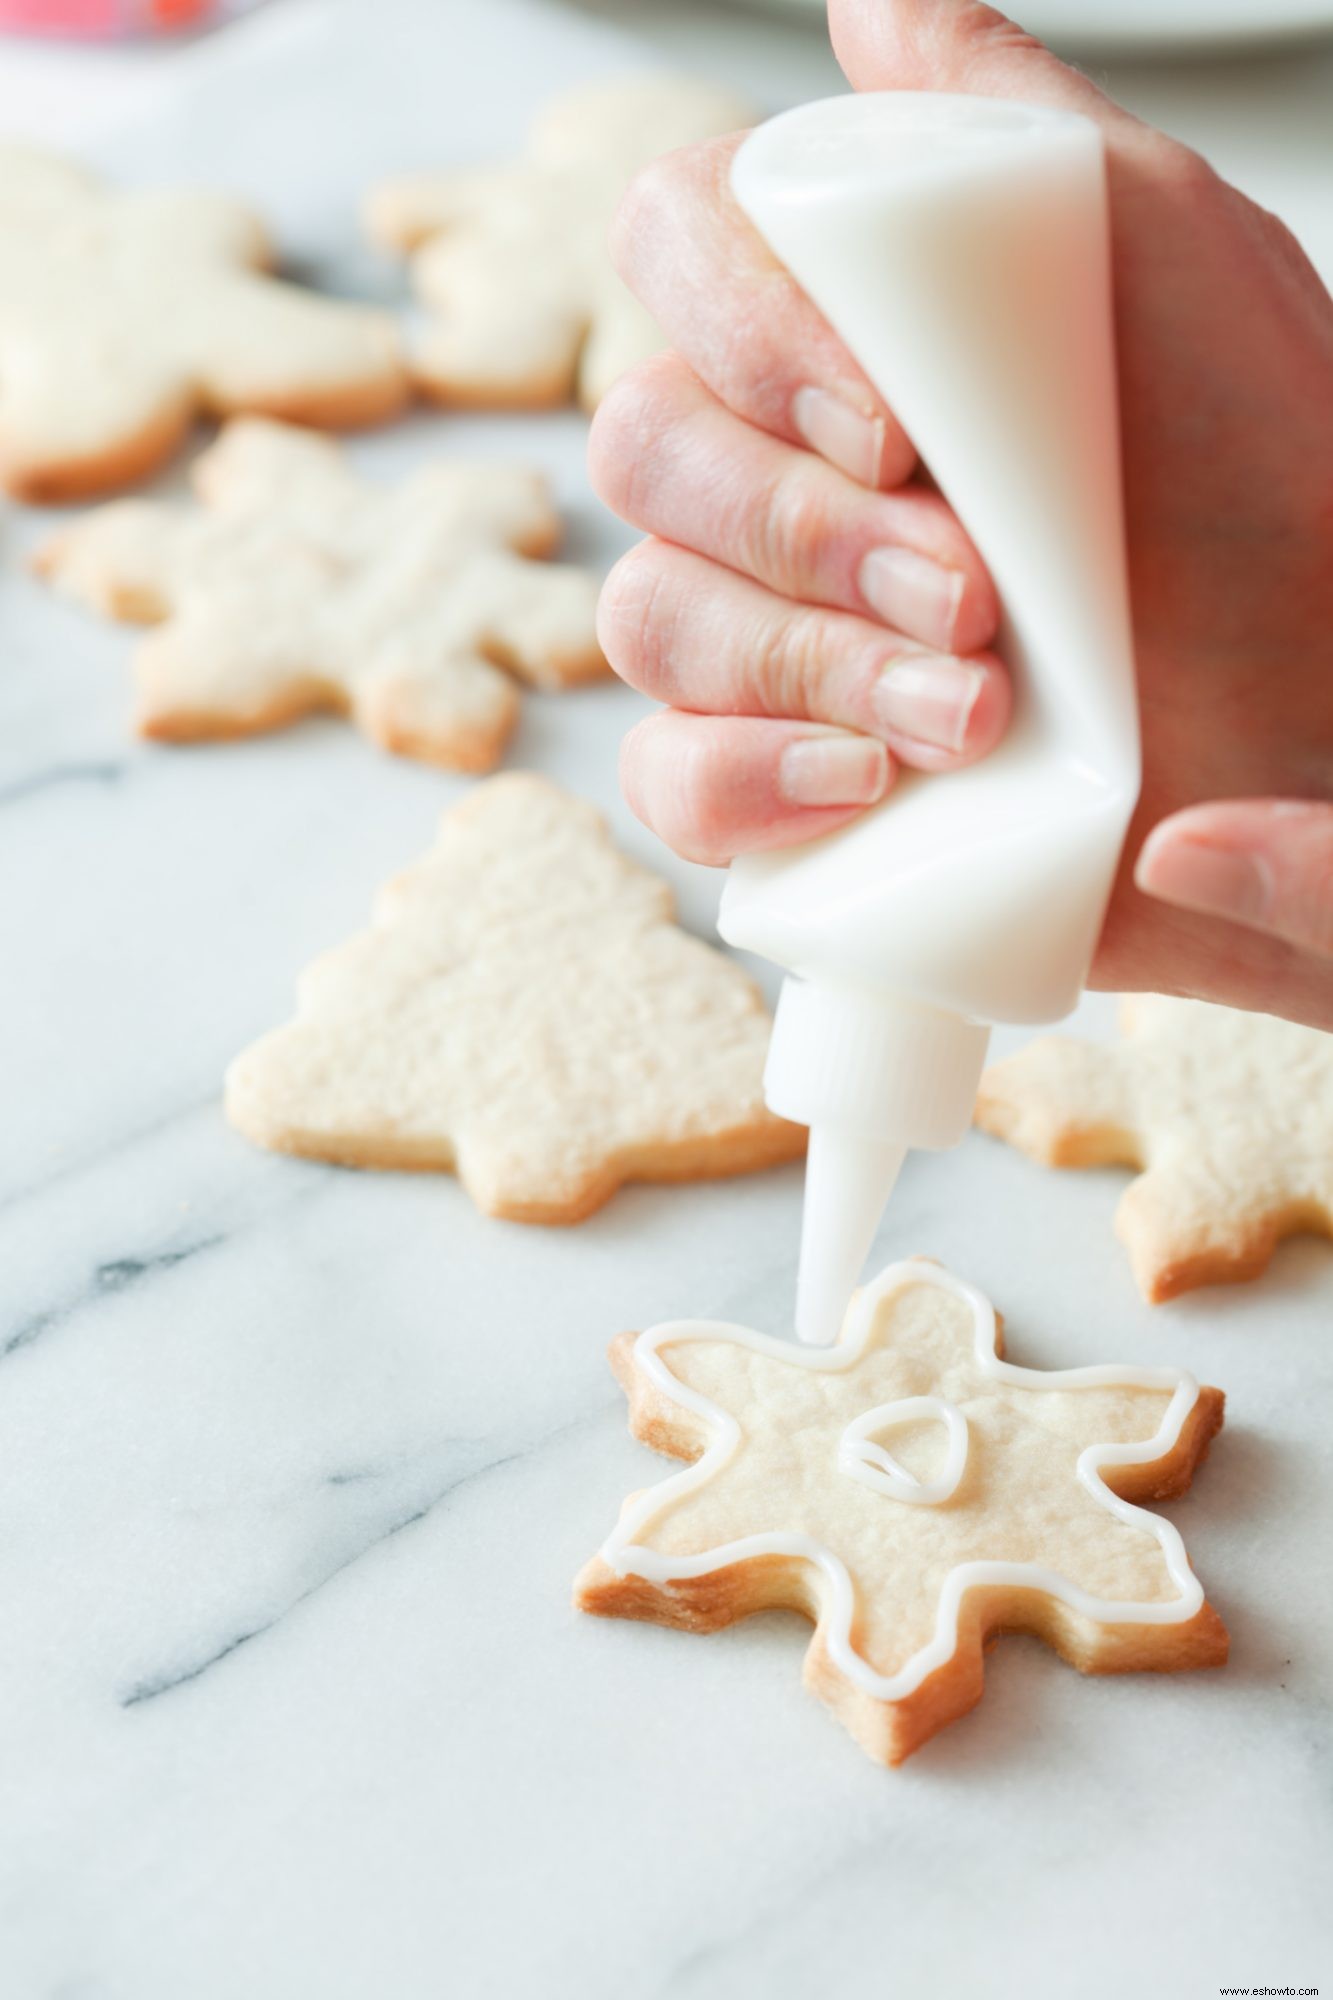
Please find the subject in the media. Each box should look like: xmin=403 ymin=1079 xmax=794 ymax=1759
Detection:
xmin=793 ymin=1127 xmax=907 ymax=1345
xmin=794 ymin=1273 xmax=854 ymax=1348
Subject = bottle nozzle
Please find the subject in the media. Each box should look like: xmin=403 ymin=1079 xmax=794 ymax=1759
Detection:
xmin=795 ymin=1128 xmax=906 ymax=1344
xmin=764 ymin=976 xmax=991 ymax=1346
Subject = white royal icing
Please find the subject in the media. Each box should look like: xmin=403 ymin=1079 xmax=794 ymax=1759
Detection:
xmin=601 ymin=1258 xmax=1207 ymax=1702
xmin=838 ymin=1395 xmax=969 ymax=1506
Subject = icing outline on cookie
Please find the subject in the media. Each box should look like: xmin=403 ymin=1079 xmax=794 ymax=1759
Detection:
xmin=600 ymin=1257 xmax=1206 ymax=1703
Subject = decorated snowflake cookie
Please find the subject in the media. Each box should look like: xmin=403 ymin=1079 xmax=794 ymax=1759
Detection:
xmin=226 ymin=774 xmax=804 ymax=1220
xmin=577 ymin=1258 xmax=1226 ymax=1765
xmin=366 ymin=75 xmax=753 ymax=410
xmin=0 ymin=148 xmax=405 ymax=500
xmin=35 ymin=418 xmax=606 ymax=771
xmin=976 ymin=996 xmax=1333 ymax=1301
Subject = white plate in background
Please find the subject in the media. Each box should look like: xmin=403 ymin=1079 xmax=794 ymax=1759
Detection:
xmin=740 ymin=0 xmax=1333 ymax=52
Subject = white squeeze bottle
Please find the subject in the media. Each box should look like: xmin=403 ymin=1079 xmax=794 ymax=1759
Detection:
xmin=720 ymin=94 xmax=1140 ymax=1343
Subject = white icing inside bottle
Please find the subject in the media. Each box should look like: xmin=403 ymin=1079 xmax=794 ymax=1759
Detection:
xmin=720 ymin=95 xmax=1140 ymax=1342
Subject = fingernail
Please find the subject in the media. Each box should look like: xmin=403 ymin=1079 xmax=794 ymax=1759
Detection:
xmin=792 ymin=386 xmax=885 ymax=487
xmin=873 ymin=656 xmax=986 ymax=754
xmin=1136 ymin=834 xmax=1275 ymax=926
xmin=859 ymin=547 xmax=965 ymax=649
xmin=778 ymin=734 xmax=890 ymax=809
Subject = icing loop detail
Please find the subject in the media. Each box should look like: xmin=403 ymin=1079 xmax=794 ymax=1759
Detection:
xmin=838 ymin=1395 xmax=969 ymax=1506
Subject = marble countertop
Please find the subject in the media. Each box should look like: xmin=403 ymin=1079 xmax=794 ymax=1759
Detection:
xmin=2 ymin=2 xmax=1331 ymax=1994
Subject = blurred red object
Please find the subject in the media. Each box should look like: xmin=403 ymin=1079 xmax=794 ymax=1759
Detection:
xmin=0 ymin=0 xmax=233 ymax=33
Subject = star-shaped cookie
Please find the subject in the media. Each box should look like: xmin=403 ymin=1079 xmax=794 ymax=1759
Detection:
xmin=366 ymin=75 xmax=753 ymax=410
xmin=577 ymin=1258 xmax=1225 ymax=1765
xmin=0 ymin=147 xmax=406 ymax=500
xmin=975 ymin=996 xmax=1333 ymax=1302
xmin=35 ymin=418 xmax=606 ymax=771
xmin=226 ymin=774 xmax=804 ymax=1220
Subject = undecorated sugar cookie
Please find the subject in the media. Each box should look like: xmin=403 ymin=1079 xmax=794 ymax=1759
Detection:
xmin=577 ymin=1258 xmax=1225 ymax=1766
xmin=975 ymin=996 xmax=1333 ymax=1301
xmin=226 ymin=774 xmax=804 ymax=1220
xmin=366 ymin=75 xmax=754 ymax=410
xmin=35 ymin=418 xmax=606 ymax=771
xmin=0 ymin=148 xmax=406 ymax=500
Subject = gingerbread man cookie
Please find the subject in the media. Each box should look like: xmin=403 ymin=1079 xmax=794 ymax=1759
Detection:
xmin=226 ymin=774 xmax=804 ymax=1219
xmin=577 ymin=1258 xmax=1225 ymax=1765
xmin=35 ymin=418 xmax=606 ymax=770
xmin=0 ymin=148 xmax=405 ymax=500
xmin=976 ymin=996 xmax=1333 ymax=1301
xmin=366 ymin=75 xmax=753 ymax=410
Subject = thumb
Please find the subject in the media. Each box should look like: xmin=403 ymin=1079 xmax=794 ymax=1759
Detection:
xmin=829 ymin=0 xmax=1136 ymax=135
xmin=1135 ymin=801 xmax=1333 ymax=960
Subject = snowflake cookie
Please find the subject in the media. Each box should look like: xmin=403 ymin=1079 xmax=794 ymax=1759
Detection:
xmin=576 ymin=1258 xmax=1225 ymax=1765
xmin=366 ymin=75 xmax=753 ymax=410
xmin=35 ymin=418 xmax=606 ymax=771
xmin=976 ymin=996 xmax=1333 ymax=1302
xmin=226 ymin=774 xmax=804 ymax=1220
xmin=0 ymin=148 xmax=405 ymax=500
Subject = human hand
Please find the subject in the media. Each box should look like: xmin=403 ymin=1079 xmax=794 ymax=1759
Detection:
xmin=590 ymin=0 xmax=1333 ymax=1029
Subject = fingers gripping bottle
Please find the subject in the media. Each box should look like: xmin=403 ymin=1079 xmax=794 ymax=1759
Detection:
xmin=720 ymin=95 xmax=1140 ymax=1343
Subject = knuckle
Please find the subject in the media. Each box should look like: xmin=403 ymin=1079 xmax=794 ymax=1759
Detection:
xmin=586 ymin=368 xmax=649 ymax=514
xmin=744 ymin=464 xmax=826 ymax=594
xmin=1150 ymin=135 xmax=1221 ymax=204
xmin=766 ymin=606 xmax=845 ymax=717
xmin=706 ymin=268 xmax=792 ymax=424
xmin=617 ymin=715 xmax=658 ymax=820
xmin=960 ymin=8 xmax=1051 ymax=75
xmin=596 ymin=543 xmax=680 ymax=695
xmin=586 ymin=353 xmax=689 ymax=522
xmin=609 ymin=150 xmax=690 ymax=291
xmin=667 ymin=733 xmax=735 ymax=863
xmin=1254 ymin=202 xmax=1310 ymax=276
xmin=620 ymin=717 xmax=729 ymax=865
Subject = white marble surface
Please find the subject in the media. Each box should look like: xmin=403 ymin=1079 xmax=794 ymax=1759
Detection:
xmin=2 ymin=3 xmax=1331 ymax=1994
